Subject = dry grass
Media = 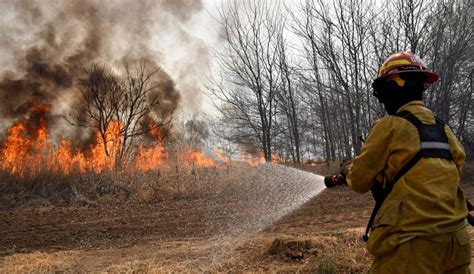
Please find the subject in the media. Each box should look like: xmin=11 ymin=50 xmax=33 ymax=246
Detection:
xmin=0 ymin=251 xmax=84 ymax=273
xmin=212 ymin=228 xmax=371 ymax=273
xmin=2 ymin=227 xmax=472 ymax=273
xmin=4 ymin=160 xmax=469 ymax=210
xmin=0 ymin=163 xmax=247 ymax=209
xmin=1 ymin=161 xmax=472 ymax=272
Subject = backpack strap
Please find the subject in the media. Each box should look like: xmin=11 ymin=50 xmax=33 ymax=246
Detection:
xmin=397 ymin=110 xmax=452 ymax=160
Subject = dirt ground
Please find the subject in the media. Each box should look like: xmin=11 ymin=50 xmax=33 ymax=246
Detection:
xmin=1 ymin=163 xmax=473 ymax=273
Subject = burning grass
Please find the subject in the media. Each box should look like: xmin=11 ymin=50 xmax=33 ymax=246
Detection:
xmin=0 ymin=104 xmax=218 ymax=177
xmin=0 ymin=104 xmax=276 ymax=209
xmin=0 ymin=103 xmax=268 ymax=210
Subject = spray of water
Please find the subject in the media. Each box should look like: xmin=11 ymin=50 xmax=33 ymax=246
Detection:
xmin=202 ymin=164 xmax=326 ymax=269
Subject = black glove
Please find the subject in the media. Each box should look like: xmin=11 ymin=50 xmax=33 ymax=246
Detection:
xmin=339 ymin=159 xmax=352 ymax=178
xmin=324 ymin=159 xmax=352 ymax=188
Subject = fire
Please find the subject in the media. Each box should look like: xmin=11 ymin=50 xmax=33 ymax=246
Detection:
xmin=53 ymin=140 xmax=86 ymax=174
xmin=177 ymin=148 xmax=214 ymax=168
xmin=50 ymin=122 xmax=126 ymax=174
xmin=1 ymin=123 xmax=33 ymax=176
xmin=134 ymin=126 xmax=167 ymax=171
xmin=0 ymin=103 xmax=53 ymax=177
xmin=87 ymin=121 xmax=122 ymax=172
xmin=135 ymin=144 xmax=165 ymax=171
xmin=242 ymin=153 xmax=280 ymax=166
xmin=188 ymin=150 xmax=215 ymax=167
xmin=247 ymin=154 xmax=266 ymax=166
xmin=0 ymin=104 xmax=276 ymax=177
xmin=271 ymin=154 xmax=281 ymax=163
xmin=214 ymin=149 xmax=231 ymax=163
xmin=0 ymin=105 xmax=139 ymax=176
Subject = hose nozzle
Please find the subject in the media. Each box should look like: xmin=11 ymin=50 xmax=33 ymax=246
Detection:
xmin=324 ymin=175 xmax=346 ymax=188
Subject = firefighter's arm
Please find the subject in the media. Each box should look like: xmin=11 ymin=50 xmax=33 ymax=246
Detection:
xmin=346 ymin=117 xmax=395 ymax=193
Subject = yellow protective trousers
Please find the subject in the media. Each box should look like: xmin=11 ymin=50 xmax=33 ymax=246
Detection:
xmin=369 ymin=228 xmax=471 ymax=274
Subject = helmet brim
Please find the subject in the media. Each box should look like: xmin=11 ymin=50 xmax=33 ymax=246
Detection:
xmin=373 ymin=70 xmax=439 ymax=87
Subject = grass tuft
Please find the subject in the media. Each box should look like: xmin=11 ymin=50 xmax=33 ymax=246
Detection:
xmin=315 ymin=256 xmax=338 ymax=274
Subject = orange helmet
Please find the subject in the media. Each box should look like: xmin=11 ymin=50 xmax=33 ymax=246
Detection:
xmin=373 ymin=51 xmax=439 ymax=88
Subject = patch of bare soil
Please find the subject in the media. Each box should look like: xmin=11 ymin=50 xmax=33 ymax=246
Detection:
xmin=1 ymin=162 xmax=473 ymax=273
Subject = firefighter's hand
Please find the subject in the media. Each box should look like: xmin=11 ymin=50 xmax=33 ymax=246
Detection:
xmin=339 ymin=158 xmax=352 ymax=177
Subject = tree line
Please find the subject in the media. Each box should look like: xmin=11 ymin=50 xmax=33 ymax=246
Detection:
xmin=211 ymin=0 xmax=473 ymax=163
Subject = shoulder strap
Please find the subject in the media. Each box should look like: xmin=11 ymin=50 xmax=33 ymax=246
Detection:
xmin=396 ymin=110 xmax=422 ymax=127
xmin=395 ymin=110 xmax=452 ymax=161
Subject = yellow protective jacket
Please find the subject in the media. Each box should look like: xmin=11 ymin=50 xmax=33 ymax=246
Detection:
xmin=346 ymin=100 xmax=468 ymax=256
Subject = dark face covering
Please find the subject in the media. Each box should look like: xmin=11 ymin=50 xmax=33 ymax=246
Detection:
xmin=373 ymin=73 xmax=426 ymax=115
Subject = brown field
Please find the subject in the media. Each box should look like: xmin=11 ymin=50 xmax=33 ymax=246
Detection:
xmin=1 ymin=162 xmax=473 ymax=273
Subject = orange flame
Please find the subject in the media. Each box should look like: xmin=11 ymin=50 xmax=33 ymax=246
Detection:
xmin=0 ymin=104 xmax=276 ymax=177
xmin=176 ymin=147 xmax=214 ymax=168
xmin=86 ymin=121 xmax=122 ymax=172
xmin=53 ymin=140 xmax=87 ymax=174
xmin=214 ymin=149 xmax=231 ymax=163
xmin=0 ymin=104 xmax=53 ymax=177
xmin=189 ymin=150 xmax=214 ymax=167
xmin=135 ymin=144 xmax=165 ymax=171
xmin=1 ymin=123 xmax=33 ymax=176
xmin=242 ymin=153 xmax=280 ymax=166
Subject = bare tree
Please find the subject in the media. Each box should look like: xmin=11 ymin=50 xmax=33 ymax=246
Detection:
xmin=293 ymin=0 xmax=378 ymax=158
xmin=424 ymin=0 xmax=473 ymax=127
xmin=397 ymin=0 xmax=431 ymax=53
xmin=70 ymin=61 xmax=169 ymax=169
xmin=71 ymin=64 xmax=123 ymax=157
xmin=275 ymin=30 xmax=302 ymax=163
xmin=211 ymin=0 xmax=283 ymax=162
xmin=180 ymin=114 xmax=210 ymax=151
xmin=115 ymin=61 xmax=162 ymax=167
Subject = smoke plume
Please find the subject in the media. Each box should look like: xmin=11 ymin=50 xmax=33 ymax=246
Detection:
xmin=0 ymin=0 xmax=206 ymax=137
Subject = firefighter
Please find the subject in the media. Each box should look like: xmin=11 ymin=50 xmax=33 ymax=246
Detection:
xmin=341 ymin=52 xmax=470 ymax=273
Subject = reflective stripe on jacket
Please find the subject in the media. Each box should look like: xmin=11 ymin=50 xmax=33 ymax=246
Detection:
xmin=346 ymin=100 xmax=468 ymax=256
